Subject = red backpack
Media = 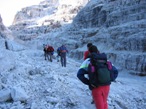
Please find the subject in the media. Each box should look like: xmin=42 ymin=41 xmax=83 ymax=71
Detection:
xmin=47 ymin=46 xmax=54 ymax=52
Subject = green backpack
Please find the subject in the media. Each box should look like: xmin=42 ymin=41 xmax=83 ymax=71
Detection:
xmin=88 ymin=53 xmax=111 ymax=88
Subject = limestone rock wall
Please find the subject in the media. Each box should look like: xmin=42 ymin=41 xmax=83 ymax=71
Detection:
xmin=71 ymin=0 xmax=146 ymax=74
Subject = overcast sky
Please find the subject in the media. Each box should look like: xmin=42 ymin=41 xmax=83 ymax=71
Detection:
xmin=0 ymin=0 xmax=42 ymax=26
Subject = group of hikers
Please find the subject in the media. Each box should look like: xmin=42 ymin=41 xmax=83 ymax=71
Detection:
xmin=77 ymin=43 xmax=118 ymax=109
xmin=43 ymin=44 xmax=68 ymax=67
xmin=43 ymin=42 xmax=118 ymax=109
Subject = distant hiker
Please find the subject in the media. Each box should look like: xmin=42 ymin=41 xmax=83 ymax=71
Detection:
xmin=77 ymin=45 xmax=111 ymax=109
xmin=57 ymin=44 xmax=68 ymax=67
xmin=43 ymin=44 xmax=54 ymax=62
xmin=47 ymin=45 xmax=54 ymax=62
xmin=84 ymin=43 xmax=93 ymax=60
xmin=43 ymin=44 xmax=48 ymax=60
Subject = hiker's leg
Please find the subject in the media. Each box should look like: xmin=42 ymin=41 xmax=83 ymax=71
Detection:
xmin=44 ymin=52 xmax=46 ymax=60
xmin=102 ymin=86 xmax=110 ymax=109
xmin=62 ymin=55 xmax=64 ymax=67
xmin=47 ymin=53 xmax=50 ymax=61
xmin=50 ymin=54 xmax=53 ymax=62
xmin=63 ymin=56 xmax=65 ymax=67
xmin=46 ymin=52 xmax=49 ymax=60
xmin=92 ymin=87 xmax=104 ymax=109
xmin=61 ymin=56 xmax=63 ymax=67
xmin=64 ymin=54 xmax=66 ymax=67
xmin=61 ymin=53 xmax=66 ymax=67
xmin=49 ymin=53 xmax=52 ymax=62
xmin=48 ymin=52 xmax=50 ymax=61
xmin=44 ymin=51 xmax=48 ymax=60
xmin=44 ymin=49 xmax=47 ymax=60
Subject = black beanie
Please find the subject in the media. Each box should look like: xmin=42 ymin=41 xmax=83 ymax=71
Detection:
xmin=89 ymin=45 xmax=99 ymax=53
xmin=87 ymin=43 xmax=92 ymax=48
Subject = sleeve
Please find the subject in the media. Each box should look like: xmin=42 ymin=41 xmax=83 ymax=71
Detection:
xmin=77 ymin=68 xmax=90 ymax=85
xmin=80 ymin=58 xmax=90 ymax=71
xmin=84 ymin=51 xmax=89 ymax=60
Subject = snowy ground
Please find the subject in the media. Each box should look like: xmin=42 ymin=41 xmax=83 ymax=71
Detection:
xmin=0 ymin=48 xmax=146 ymax=109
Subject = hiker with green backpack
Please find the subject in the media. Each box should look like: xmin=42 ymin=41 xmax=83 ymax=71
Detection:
xmin=77 ymin=45 xmax=118 ymax=109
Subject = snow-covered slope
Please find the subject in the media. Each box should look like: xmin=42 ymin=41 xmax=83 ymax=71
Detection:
xmin=0 ymin=46 xmax=146 ymax=109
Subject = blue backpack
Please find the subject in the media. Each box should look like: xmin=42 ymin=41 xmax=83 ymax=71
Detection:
xmin=111 ymin=66 xmax=118 ymax=81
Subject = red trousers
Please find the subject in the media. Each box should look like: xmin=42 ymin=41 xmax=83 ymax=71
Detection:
xmin=92 ymin=85 xmax=110 ymax=109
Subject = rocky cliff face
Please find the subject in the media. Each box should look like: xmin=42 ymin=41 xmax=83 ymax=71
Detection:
xmin=0 ymin=15 xmax=26 ymax=51
xmin=71 ymin=0 xmax=146 ymax=74
xmin=0 ymin=14 xmax=16 ymax=40
xmin=0 ymin=14 xmax=7 ymax=39
xmin=9 ymin=0 xmax=88 ymax=41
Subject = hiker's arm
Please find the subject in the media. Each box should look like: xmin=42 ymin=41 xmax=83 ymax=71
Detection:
xmin=77 ymin=68 xmax=90 ymax=85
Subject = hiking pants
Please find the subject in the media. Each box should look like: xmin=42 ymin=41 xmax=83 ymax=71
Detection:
xmin=60 ymin=52 xmax=66 ymax=67
xmin=48 ymin=52 xmax=53 ymax=62
xmin=92 ymin=85 xmax=110 ymax=109
xmin=44 ymin=51 xmax=49 ymax=60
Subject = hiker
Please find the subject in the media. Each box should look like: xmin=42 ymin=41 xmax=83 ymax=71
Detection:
xmin=77 ymin=45 xmax=111 ymax=109
xmin=84 ymin=43 xmax=92 ymax=60
xmin=43 ymin=44 xmax=48 ymax=60
xmin=44 ymin=44 xmax=54 ymax=62
xmin=57 ymin=44 xmax=68 ymax=67
xmin=47 ymin=45 xmax=54 ymax=62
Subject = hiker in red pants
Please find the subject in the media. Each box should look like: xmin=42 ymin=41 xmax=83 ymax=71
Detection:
xmin=77 ymin=45 xmax=110 ymax=109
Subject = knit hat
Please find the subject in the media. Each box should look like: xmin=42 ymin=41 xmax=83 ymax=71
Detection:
xmin=87 ymin=43 xmax=92 ymax=48
xmin=89 ymin=45 xmax=99 ymax=53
